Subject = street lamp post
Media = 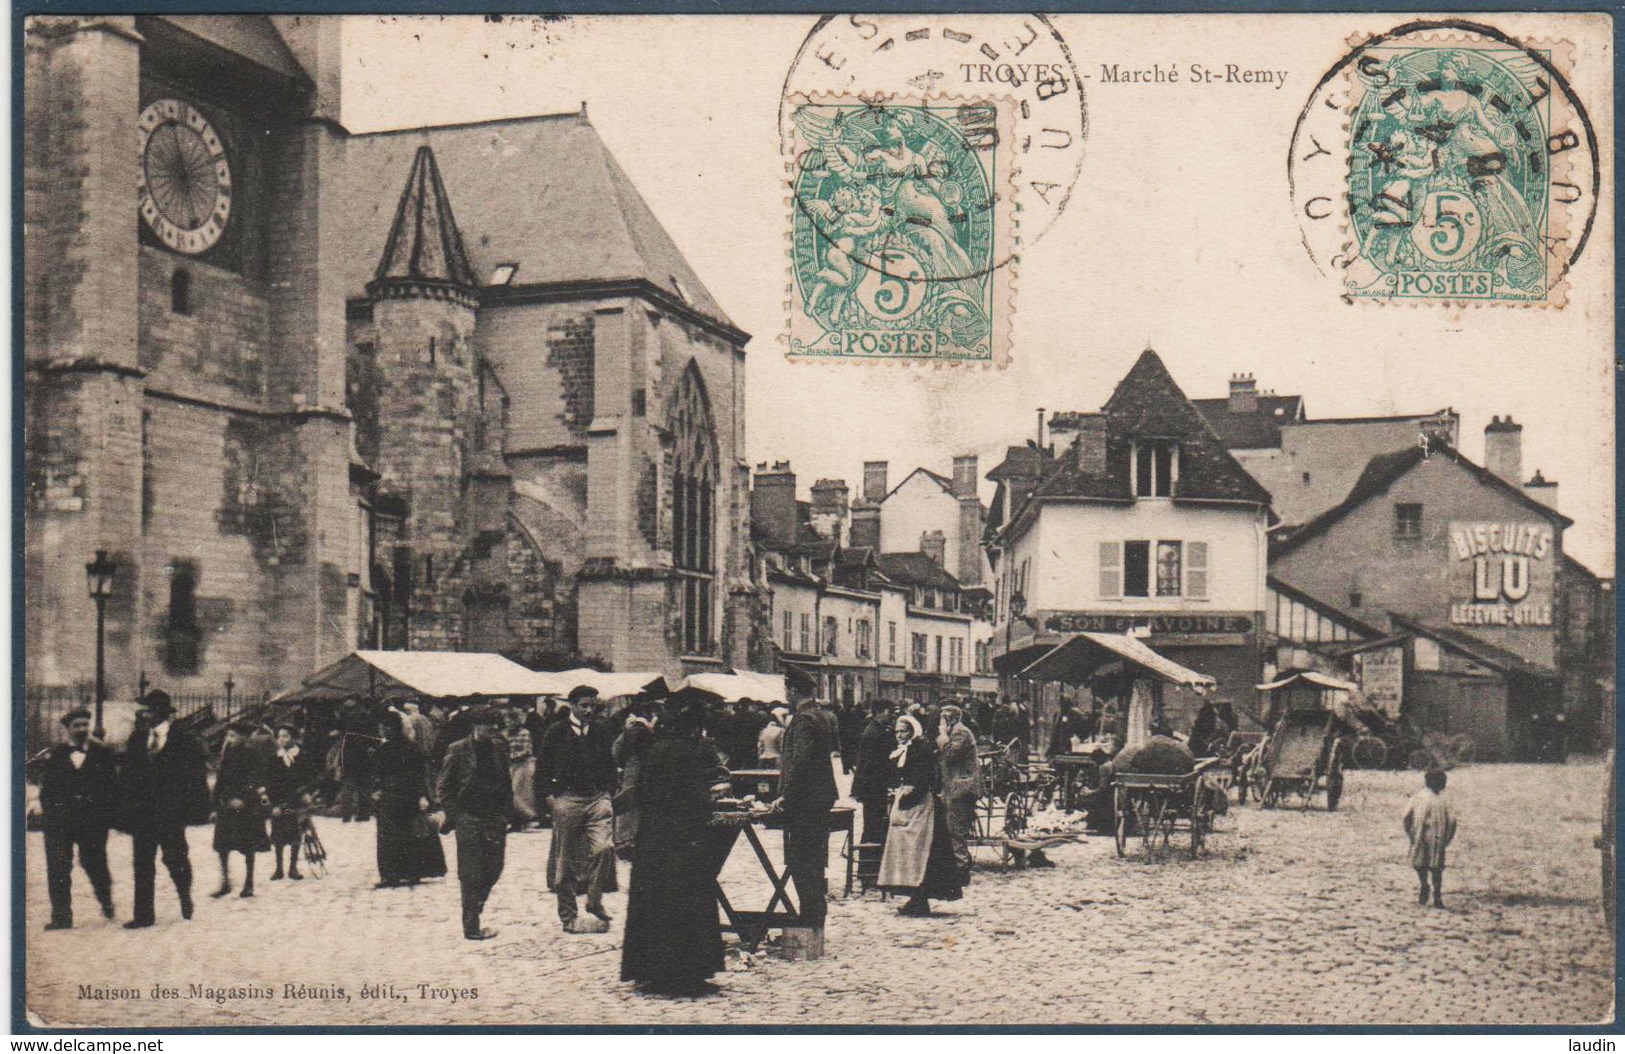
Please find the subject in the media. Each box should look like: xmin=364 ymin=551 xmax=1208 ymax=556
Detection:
xmin=84 ymin=550 xmax=118 ymax=739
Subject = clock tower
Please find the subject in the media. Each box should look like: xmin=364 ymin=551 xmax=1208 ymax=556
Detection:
xmin=25 ymin=15 xmax=358 ymax=704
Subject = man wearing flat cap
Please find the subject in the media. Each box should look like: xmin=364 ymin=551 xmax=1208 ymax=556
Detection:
xmin=436 ymin=706 xmax=511 ymax=940
xmin=121 ymin=688 xmax=210 ymax=928
xmin=536 ymin=685 xmax=618 ymax=932
xmin=35 ymin=708 xmax=118 ymax=929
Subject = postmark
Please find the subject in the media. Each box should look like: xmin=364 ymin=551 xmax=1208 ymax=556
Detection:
xmin=785 ymin=93 xmax=1015 ymax=365
xmin=780 ymin=15 xmax=1087 ymax=365
xmin=1290 ymin=21 xmax=1600 ymax=306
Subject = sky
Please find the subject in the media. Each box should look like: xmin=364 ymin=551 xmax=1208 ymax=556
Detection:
xmin=339 ymin=14 xmax=1615 ymax=574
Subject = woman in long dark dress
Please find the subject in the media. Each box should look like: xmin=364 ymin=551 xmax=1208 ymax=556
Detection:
xmin=370 ymin=713 xmax=447 ymax=888
xmin=620 ymin=701 xmax=732 ymax=995
xmin=212 ymin=721 xmax=271 ymax=899
xmin=876 ymin=714 xmax=965 ymax=916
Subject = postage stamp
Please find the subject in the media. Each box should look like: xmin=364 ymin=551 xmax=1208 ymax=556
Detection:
xmin=785 ymin=93 xmax=1016 ymax=365
xmin=778 ymin=16 xmax=1087 ymax=365
xmin=1289 ymin=21 xmax=1600 ymax=306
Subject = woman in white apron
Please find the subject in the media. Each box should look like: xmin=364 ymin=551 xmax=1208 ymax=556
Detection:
xmin=876 ymin=715 xmax=966 ymax=916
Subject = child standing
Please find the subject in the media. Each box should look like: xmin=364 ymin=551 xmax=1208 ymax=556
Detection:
xmin=1404 ymin=767 xmax=1458 ymax=907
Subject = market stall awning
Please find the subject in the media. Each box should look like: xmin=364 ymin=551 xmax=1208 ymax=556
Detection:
xmin=673 ymin=671 xmax=789 ymax=704
xmin=271 ymin=650 xmax=550 ymax=704
xmin=1017 ymin=633 xmax=1217 ymax=689
xmin=529 ymin=667 xmax=663 ymax=699
xmin=1256 ymin=670 xmax=1358 ymax=693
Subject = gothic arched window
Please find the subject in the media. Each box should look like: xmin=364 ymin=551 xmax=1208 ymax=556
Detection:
xmin=670 ymin=360 xmax=718 ymax=656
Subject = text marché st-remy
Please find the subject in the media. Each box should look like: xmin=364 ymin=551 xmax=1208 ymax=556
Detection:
xmin=1098 ymin=62 xmax=1289 ymax=90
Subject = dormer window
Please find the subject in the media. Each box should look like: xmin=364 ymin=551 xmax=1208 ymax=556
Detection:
xmin=1133 ymin=440 xmax=1177 ymax=498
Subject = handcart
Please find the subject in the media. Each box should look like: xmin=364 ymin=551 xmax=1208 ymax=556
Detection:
xmin=1111 ymin=757 xmax=1224 ymax=859
xmin=1255 ymin=671 xmax=1359 ymax=811
xmin=1258 ymin=708 xmax=1347 ymax=810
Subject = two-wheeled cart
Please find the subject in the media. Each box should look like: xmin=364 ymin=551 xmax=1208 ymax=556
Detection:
xmin=1111 ymin=757 xmax=1224 ymax=859
xmin=1255 ymin=671 xmax=1359 ymax=811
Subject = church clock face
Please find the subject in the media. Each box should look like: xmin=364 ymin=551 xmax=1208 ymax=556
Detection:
xmin=137 ymin=98 xmax=232 ymax=255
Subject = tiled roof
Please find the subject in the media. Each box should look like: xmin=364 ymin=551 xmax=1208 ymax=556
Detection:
xmin=1273 ymin=443 xmax=1572 ymax=556
xmin=1024 ymin=349 xmax=1273 ymax=509
xmin=339 ymin=113 xmax=735 ymax=330
xmin=1190 ymin=394 xmax=1304 ymax=449
xmin=875 ymin=552 xmax=965 ymax=592
xmin=371 ymin=146 xmax=477 ymax=292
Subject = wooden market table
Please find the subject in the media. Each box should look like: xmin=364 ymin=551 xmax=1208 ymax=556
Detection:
xmin=705 ymin=805 xmax=856 ymax=949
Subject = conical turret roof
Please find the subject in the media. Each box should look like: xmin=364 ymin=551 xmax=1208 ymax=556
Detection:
xmin=369 ymin=145 xmax=477 ymax=298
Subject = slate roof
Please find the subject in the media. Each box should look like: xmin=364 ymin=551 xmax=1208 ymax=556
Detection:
xmin=153 ymin=16 xmax=311 ymax=86
xmin=1190 ymin=394 xmax=1304 ymax=450
xmin=1021 ymin=349 xmax=1273 ymax=511
xmin=1273 ymin=443 xmax=1572 ymax=556
xmin=875 ymin=552 xmax=966 ymax=593
xmin=987 ymin=444 xmax=1048 ymax=482
xmin=1387 ymin=613 xmax=1560 ymax=680
xmin=339 ymin=113 xmax=737 ymax=332
xmin=371 ymin=147 xmax=478 ymax=292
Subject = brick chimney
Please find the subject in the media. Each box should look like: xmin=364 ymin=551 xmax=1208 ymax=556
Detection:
xmin=951 ymin=455 xmax=978 ymax=498
xmin=750 ymin=461 xmax=798 ymax=546
xmin=1228 ymin=373 xmax=1258 ymax=414
xmin=920 ymin=529 xmax=947 ymax=567
xmin=809 ymin=478 xmax=850 ymax=545
xmin=849 ymin=505 xmax=880 ymax=550
xmin=1524 ymin=468 xmax=1559 ymax=512
xmin=862 ymin=461 xmax=889 ymax=504
xmin=1484 ymin=415 xmax=1523 ymax=485
xmin=1072 ymin=413 xmax=1109 ymax=476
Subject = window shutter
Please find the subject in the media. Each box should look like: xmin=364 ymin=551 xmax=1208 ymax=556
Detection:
xmin=1098 ymin=541 xmax=1122 ymax=598
xmin=1187 ymin=541 xmax=1209 ymax=599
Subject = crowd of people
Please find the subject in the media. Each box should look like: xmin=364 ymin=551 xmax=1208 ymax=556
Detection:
xmin=35 ymin=681 xmax=1463 ymax=997
xmin=33 ymin=682 xmax=1033 ymax=995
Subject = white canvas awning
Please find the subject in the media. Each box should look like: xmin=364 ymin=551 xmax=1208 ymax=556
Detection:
xmin=673 ymin=672 xmax=789 ymax=704
xmin=271 ymin=650 xmax=550 ymax=704
xmin=1017 ymin=633 xmax=1217 ymax=690
xmin=529 ymin=668 xmax=663 ymax=700
xmin=1256 ymin=670 xmax=1358 ymax=693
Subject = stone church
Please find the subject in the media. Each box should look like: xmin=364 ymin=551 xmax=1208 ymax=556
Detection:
xmin=24 ymin=15 xmax=764 ymax=703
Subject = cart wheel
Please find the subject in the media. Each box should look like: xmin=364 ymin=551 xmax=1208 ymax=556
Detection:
xmin=1326 ymin=771 xmax=1344 ymax=812
xmin=1351 ymin=735 xmax=1387 ymax=770
xmin=1003 ymin=792 xmax=1029 ymax=839
xmin=1113 ymin=785 xmax=1129 ymax=857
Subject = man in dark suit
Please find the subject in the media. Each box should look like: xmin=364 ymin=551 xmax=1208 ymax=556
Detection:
xmin=778 ymin=695 xmax=838 ymax=930
xmin=436 ymin=706 xmax=511 ymax=941
xmin=121 ymin=689 xmax=210 ymax=928
xmin=36 ymin=708 xmax=118 ymax=929
xmin=536 ymin=686 xmax=618 ymax=932
xmin=850 ymin=698 xmax=897 ymax=876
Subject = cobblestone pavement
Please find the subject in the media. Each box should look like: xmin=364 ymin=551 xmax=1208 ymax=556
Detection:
xmin=25 ymin=761 xmax=1614 ymax=1028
